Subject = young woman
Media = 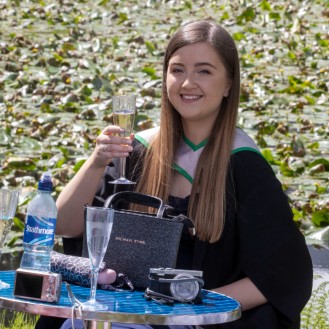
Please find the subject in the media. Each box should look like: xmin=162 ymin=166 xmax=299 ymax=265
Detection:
xmin=53 ymin=20 xmax=312 ymax=329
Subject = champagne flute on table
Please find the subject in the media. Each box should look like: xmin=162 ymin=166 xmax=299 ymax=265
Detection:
xmin=83 ymin=206 xmax=114 ymax=310
xmin=0 ymin=189 xmax=19 ymax=289
xmin=109 ymin=95 xmax=136 ymax=185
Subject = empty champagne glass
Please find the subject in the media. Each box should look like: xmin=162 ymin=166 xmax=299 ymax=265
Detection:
xmin=83 ymin=206 xmax=114 ymax=310
xmin=109 ymin=95 xmax=136 ymax=185
xmin=0 ymin=189 xmax=19 ymax=289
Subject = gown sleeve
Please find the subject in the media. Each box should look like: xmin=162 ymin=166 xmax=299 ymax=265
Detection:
xmin=232 ymin=150 xmax=313 ymax=325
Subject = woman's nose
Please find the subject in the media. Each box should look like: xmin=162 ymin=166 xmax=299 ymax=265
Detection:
xmin=181 ymin=73 xmax=196 ymax=88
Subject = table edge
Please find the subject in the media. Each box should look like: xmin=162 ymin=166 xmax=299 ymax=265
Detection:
xmin=0 ymin=294 xmax=241 ymax=325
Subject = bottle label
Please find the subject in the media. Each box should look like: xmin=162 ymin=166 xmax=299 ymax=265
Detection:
xmin=23 ymin=215 xmax=56 ymax=246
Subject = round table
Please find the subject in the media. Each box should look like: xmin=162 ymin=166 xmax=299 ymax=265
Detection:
xmin=0 ymin=271 xmax=241 ymax=327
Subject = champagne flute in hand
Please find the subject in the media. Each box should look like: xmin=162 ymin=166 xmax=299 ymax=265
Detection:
xmin=0 ymin=189 xmax=19 ymax=289
xmin=83 ymin=206 xmax=114 ymax=310
xmin=109 ymin=95 xmax=136 ymax=185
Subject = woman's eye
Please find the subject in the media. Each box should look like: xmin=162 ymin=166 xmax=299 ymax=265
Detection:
xmin=172 ymin=68 xmax=183 ymax=73
xmin=199 ymin=69 xmax=211 ymax=74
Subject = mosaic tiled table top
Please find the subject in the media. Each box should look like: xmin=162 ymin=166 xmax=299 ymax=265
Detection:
xmin=0 ymin=271 xmax=241 ymax=325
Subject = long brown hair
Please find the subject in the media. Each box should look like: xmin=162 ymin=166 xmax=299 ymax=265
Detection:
xmin=135 ymin=20 xmax=240 ymax=243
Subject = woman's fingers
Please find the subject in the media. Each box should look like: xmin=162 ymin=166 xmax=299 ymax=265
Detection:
xmin=97 ymin=125 xmax=133 ymax=146
xmin=91 ymin=125 xmax=134 ymax=167
xmin=102 ymin=125 xmax=123 ymax=136
xmin=98 ymin=269 xmax=117 ymax=284
xmin=98 ymin=142 xmax=133 ymax=156
xmin=97 ymin=135 xmax=133 ymax=147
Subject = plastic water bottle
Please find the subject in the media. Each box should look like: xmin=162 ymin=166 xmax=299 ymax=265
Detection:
xmin=20 ymin=172 xmax=57 ymax=272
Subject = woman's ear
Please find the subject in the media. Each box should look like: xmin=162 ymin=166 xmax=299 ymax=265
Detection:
xmin=224 ymin=88 xmax=230 ymax=97
xmin=224 ymin=81 xmax=232 ymax=97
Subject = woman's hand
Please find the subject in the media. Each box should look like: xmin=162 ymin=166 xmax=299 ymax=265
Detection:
xmin=98 ymin=268 xmax=117 ymax=285
xmin=91 ymin=125 xmax=134 ymax=168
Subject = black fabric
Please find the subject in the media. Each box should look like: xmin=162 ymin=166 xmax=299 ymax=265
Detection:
xmin=167 ymin=195 xmax=193 ymax=270
xmin=190 ymin=151 xmax=313 ymax=328
xmin=54 ymin=139 xmax=312 ymax=329
xmin=34 ymin=315 xmax=66 ymax=329
xmin=62 ymin=236 xmax=83 ymax=256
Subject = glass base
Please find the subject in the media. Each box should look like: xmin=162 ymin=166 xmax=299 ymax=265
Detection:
xmin=108 ymin=177 xmax=136 ymax=185
xmin=82 ymin=300 xmax=108 ymax=311
xmin=0 ymin=280 xmax=10 ymax=289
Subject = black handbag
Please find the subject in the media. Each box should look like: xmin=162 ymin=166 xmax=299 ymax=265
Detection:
xmin=82 ymin=191 xmax=188 ymax=290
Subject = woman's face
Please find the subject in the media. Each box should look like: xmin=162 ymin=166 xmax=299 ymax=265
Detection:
xmin=166 ymin=42 xmax=231 ymax=128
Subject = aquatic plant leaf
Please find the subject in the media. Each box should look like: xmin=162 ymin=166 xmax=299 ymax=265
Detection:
xmin=13 ymin=217 xmax=24 ymax=231
xmin=280 ymin=163 xmax=295 ymax=177
xmin=19 ymin=137 xmax=42 ymax=150
xmin=237 ymin=7 xmax=256 ymax=24
xmin=6 ymin=236 xmax=20 ymax=248
xmin=260 ymin=0 xmax=271 ymax=10
xmin=73 ymin=159 xmax=86 ymax=173
xmin=145 ymin=41 xmax=156 ymax=54
xmin=312 ymin=210 xmax=329 ymax=227
xmin=308 ymin=159 xmax=329 ymax=171
xmin=6 ymin=157 xmax=37 ymax=170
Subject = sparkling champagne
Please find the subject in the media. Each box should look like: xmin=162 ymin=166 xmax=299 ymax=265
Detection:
xmin=109 ymin=95 xmax=136 ymax=184
xmin=113 ymin=109 xmax=135 ymax=136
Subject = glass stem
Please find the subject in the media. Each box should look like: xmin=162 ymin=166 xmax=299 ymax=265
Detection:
xmin=119 ymin=157 xmax=127 ymax=179
xmin=89 ymin=268 xmax=99 ymax=304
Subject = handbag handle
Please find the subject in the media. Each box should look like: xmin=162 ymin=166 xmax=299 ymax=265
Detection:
xmin=104 ymin=192 xmax=166 ymax=218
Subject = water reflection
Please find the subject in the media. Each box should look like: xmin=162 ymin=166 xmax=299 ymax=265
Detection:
xmin=308 ymin=244 xmax=329 ymax=269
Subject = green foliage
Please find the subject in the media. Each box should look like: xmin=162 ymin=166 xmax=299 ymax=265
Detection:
xmin=301 ymin=274 xmax=329 ymax=329
xmin=0 ymin=310 xmax=38 ymax=329
xmin=142 ymin=66 xmax=159 ymax=80
xmin=312 ymin=211 xmax=329 ymax=227
xmin=73 ymin=159 xmax=87 ymax=173
xmin=237 ymin=7 xmax=256 ymax=24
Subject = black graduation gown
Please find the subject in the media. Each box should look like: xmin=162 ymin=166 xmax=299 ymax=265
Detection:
xmin=86 ymin=140 xmax=313 ymax=329
xmin=192 ymin=151 xmax=313 ymax=329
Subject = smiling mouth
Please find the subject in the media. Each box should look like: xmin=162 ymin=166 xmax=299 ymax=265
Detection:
xmin=181 ymin=95 xmax=202 ymax=100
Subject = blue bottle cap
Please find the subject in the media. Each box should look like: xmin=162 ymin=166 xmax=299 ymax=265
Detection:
xmin=38 ymin=172 xmax=53 ymax=192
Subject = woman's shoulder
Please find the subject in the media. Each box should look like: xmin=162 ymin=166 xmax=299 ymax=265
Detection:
xmin=231 ymin=127 xmax=261 ymax=156
xmin=229 ymin=129 xmax=275 ymax=180
xmin=134 ymin=127 xmax=159 ymax=148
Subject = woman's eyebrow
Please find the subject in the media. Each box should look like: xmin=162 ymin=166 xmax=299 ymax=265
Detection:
xmin=168 ymin=62 xmax=184 ymax=66
xmin=195 ymin=62 xmax=216 ymax=69
xmin=169 ymin=62 xmax=216 ymax=69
